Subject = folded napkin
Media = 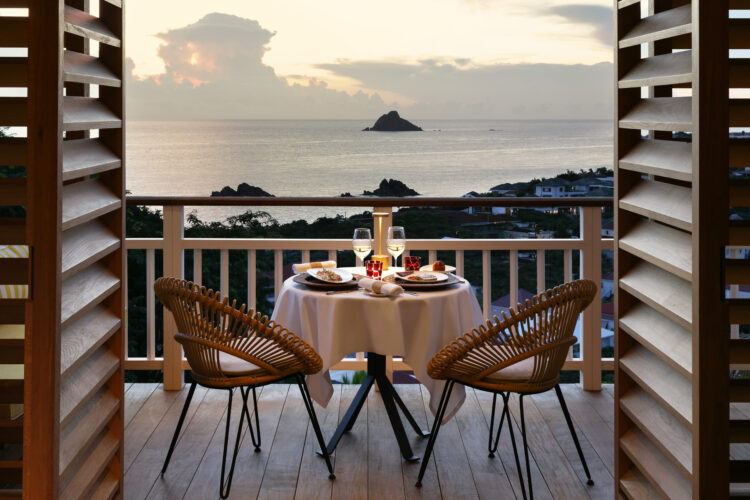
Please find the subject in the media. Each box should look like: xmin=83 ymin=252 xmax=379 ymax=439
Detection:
xmin=359 ymin=278 xmax=404 ymax=296
xmin=292 ymin=260 xmax=337 ymax=274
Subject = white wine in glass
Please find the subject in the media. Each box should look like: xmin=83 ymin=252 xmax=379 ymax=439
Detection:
xmin=352 ymin=228 xmax=372 ymax=262
xmin=386 ymin=226 xmax=406 ymax=267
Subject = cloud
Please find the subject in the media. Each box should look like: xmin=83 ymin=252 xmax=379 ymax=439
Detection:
xmin=127 ymin=12 xmax=613 ymax=120
xmin=547 ymin=4 xmax=613 ymax=45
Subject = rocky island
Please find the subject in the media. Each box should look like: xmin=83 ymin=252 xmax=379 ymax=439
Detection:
xmin=211 ymin=183 xmax=274 ymax=197
xmin=341 ymin=178 xmax=420 ymax=197
xmin=362 ymin=111 xmax=422 ymax=131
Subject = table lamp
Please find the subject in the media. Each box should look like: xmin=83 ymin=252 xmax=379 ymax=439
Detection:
xmin=371 ymin=211 xmax=390 ymax=270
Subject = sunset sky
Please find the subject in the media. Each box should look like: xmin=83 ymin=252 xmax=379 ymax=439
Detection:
xmin=127 ymin=0 xmax=613 ymax=100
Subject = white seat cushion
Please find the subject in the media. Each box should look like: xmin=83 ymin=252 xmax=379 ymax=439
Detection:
xmin=218 ymin=351 xmax=262 ymax=376
xmin=484 ymin=356 xmax=535 ymax=382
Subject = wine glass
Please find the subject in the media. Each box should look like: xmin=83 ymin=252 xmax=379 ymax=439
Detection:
xmin=352 ymin=228 xmax=372 ymax=264
xmin=386 ymin=226 xmax=406 ymax=268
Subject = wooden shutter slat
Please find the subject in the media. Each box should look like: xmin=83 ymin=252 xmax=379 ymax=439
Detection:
xmin=0 ymin=98 xmax=26 ymax=127
xmin=621 ymin=386 xmax=693 ymax=475
xmin=0 ymin=259 xmax=27 ymax=285
xmin=59 ymin=389 xmax=118 ymax=481
xmin=730 ymin=220 xmax=750 ymax=246
xmin=620 ymin=428 xmax=692 ymax=499
xmin=61 ymin=220 xmax=120 ymax=280
xmin=730 ymin=460 xmax=750 ymax=482
xmin=619 ymin=469 xmax=661 ymax=500
xmin=620 ymin=344 xmax=692 ymax=426
xmin=89 ymin=470 xmax=119 ymax=500
xmin=0 ymin=58 xmax=26 ymax=87
xmin=731 ymin=19 xmax=750 ymax=49
xmin=619 ymin=97 xmax=692 ymax=132
xmin=60 ymin=306 xmax=119 ymax=378
xmin=62 ymin=179 xmax=120 ymax=231
xmin=730 ymin=99 xmax=750 ymax=127
xmin=620 ymin=302 xmax=692 ymax=377
xmin=620 ymin=139 xmax=692 ymax=182
xmin=619 ymin=220 xmax=692 ymax=281
xmin=63 ymin=50 xmax=120 ymax=87
xmin=0 ymin=339 xmax=23 ymax=364
xmin=0 ymin=301 xmax=24 ymax=324
xmin=730 ymin=139 xmax=750 ymax=168
xmin=730 ymin=179 xmax=750 ymax=207
xmin=619 ymin=4 xmax=691 ymax=49
xmin=62 ymin=138 xmax=120 ymax=181
xmin=0 ymin=419 xmax=22 ymax=444
xmin=730 ymin=379 xmax=750 ymax=403
xmin=730 ymin=420 xmax=750 ymax=443
xmin=0 ymin=138 xmax=25 ymax=166
xmin=0 ymin=17 xmax=27 ymax=48
xmin=726 ymin=258 xmax=750 ymax=284
xmin=619 ymin=50 xmax=692 ymax=89
xmin=59 ymin=431 xmax=118 ymax=499
xmin=618 ymin=0 xmax=640 ymax=9
xmin=63 ymin=6 xmax=120 ymax=47
xmin=0 ymin=461 xmax=22 ymax=484
xmin=619 ymin=261 xmax=692 ymax=329
xmin=731 ymin=0 xmax=750 ymax=8
xmin=0 ymin=219 xmax=24 ymax=246
xmin=62 ymin=96 xmax=120 ymax=132
xmin=0 ymin=179 xmax=25 ymax=206
xmin=60 ymin=263 xmax=119 ymax=328
xmin=620 ymin=179 xmax=692 ymax=232
xmin=102 ymin=0 xmax=122 ymax=7
xmin=730 ymin=339 xmax=750 ymax=364
xmin=0 ymin=380 xmax=22 ymax=404
xmin=59 ymin=346 xmax=118 ymax=427
xmin=730 ymin=59 xmax=750 ymax=88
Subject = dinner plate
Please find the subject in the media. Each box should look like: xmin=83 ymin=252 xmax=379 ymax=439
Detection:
xmin=306 ymin=268 xmax=353 ymax=283
xmin=395 ymin=271 xmax=448 ymax=283
xmin=420 ymin=264 xmax=456 ymax=273
xmin=384 ymin=273 xmax=461 ymax=291
xmin=293 ymin=273 xmax=359 ymax=290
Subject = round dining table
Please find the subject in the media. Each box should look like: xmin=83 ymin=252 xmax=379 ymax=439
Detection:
xmin=271 ymin=267 xmax=484 ymax=460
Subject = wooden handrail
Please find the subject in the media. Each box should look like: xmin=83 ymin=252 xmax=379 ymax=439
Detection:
xmin=125 ymin=196 xmax=613 ymax=208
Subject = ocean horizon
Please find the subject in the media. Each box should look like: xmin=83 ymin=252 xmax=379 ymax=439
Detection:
xmin=127 ymin=119 xmax=613 ymax=223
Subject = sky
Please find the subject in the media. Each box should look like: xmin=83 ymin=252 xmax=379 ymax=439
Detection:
xmin=124 ymin=0 xmax=615 ymax=120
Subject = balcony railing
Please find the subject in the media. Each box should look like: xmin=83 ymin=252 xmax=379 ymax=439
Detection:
xmin=124 ymin=196 xmax=613 ymax=391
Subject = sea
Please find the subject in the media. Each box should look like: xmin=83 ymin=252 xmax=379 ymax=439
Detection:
xmin=126 ymin=119 xmax=613 ymax=224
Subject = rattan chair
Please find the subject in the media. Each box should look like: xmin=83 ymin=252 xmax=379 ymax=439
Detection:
xmin=415 ymin=279 xmax=598 ymax=499
xmin=154 ymin=277 xmax=335 ymax=499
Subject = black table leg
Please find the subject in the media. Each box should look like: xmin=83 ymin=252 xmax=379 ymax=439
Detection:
xmin=319 ymin=352 xmax=428 ymax=460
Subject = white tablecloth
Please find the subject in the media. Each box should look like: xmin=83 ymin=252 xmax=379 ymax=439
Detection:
xmin=270 ymin=268 xmax=484 ymax=421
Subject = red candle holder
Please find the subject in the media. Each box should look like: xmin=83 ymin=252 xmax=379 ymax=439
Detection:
xmin=404 ymin=255 xmax=421 ymax=271
xmin=366 ymin=260 xmax=383 ymax=280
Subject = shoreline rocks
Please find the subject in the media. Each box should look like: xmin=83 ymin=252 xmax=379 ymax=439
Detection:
xmin=211 ymin=183 xmax=274 ymax=197
xmin=362 ymin=111 xmax=422 ymax=132
xmin=341 ymin=179 xmax=420 ymax=197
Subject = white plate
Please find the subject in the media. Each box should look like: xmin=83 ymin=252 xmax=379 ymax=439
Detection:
xmin=306 ymin=268 xmax=353 ymax=283
xmin=361 ymin=289 xmax=391 ymax=297
xmin=396 ymin=271 xmax=448 ymax=283
xmin=420 ymin=264 xmax=456 ymax=273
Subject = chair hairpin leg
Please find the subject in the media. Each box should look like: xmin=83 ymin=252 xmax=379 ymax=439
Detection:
xmin=554 ymin=384 xmax=594 ymax=486
xmin=488 ymin=392 xmax=508 ymax=457
xmin=240 ymin=386 xmax=262 ymax=452
xmin=519 ymin=394 xmax=533 ymax=500
xmin=220 ymin=387 xmax=249 ymax=499
xmin=161 ymin=381 xmax=197 ymax=475
xmin=296 ymin=374 xmax=336 ymax=480
xmin=503 ymin=394 xmax=527 ymax=500
xmin=416 ymin=379 xmax=455 ymax=488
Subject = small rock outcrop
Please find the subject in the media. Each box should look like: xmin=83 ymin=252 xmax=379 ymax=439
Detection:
xmin=211 ymin=183 xmax=274 ymax=197
xmin=358 ymin=179 xmax=420 ymax=197
xmin=362 ymin=111 xmax=422 ymax=132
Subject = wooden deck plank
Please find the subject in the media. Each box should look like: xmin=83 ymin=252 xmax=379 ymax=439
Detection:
xmin=473 ymin=389 xmax=554 ymax=500
xmin=123 ymin=383 xmax=157 ymax=428
xmin=560 ymin=385 xmax=616 ymax=475
xmin=123 ymin=386 xmax=209 ymax=498
xmin=367 ymin=388 xmax=407 ymax=500
xmin=395 ymin=384 xmax=441 ymax=500
xmin=293 ymin=385 xmax=340 ymax=500
xmin=532 ymin=390 xmax=614 ymax=499
xmin=331 ymin=385 xmax=369 ymax=500
xmin=146 ymin=389 xmax=228 ymax=499
xmin=182 ymin=386 xmax=265 ymax=499
xmin=122 ymin=383 xmax=616 ymax=499
xmin=256 ymin=386 xmax=312 ymax=500
xmin=453 ymin=387 xmax=516 ymax=499
xmin=210 ymin=384 xmax=290 ymax=500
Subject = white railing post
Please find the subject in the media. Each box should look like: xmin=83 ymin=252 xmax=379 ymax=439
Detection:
xmin=193 ymin=249 xmax=202 ymax=286
xmin=162 ymin=205 xmax=185 ymax=390
xmin=220 ymin=249 xmax=229 ymax=298
xmin=146 ymin=249 xmax=156 ymax=360
xmin=248 ymin=250 xmax=256 ymax=311
xmin=536 ymin=249 xmax=546 ymax=294
xmin=482 ymin=250 xmax=492 ymax=320
xmin=580 ymin=206 xmax=602 ymax=390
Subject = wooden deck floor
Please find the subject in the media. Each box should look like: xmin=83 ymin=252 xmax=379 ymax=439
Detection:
xmin=123 ymin=382 xmax=615 ymax=499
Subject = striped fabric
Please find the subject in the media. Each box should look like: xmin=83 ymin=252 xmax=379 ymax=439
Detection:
xmin=0 ymin=245 xmax=29 ymax=299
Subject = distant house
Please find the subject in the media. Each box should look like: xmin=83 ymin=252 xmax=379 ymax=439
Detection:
xmin=490 ymin=288 xmax=537 ymax=317
xmin=602 ymin=218 xmax=614 ymax=237
xmin=535 ymin=178 xmax=571 ymax=197
xmin=601 ymin=272 xmax=614 ymax=299
xmin=461 ymin=191 xmax=509 ymax=215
